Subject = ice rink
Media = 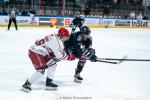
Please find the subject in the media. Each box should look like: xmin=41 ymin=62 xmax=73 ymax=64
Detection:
xmin=0 ymin=27 xmax=150 ymax=100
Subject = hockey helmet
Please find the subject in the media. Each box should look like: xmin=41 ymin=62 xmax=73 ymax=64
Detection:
xmin=81 ymin=26 xmax=91 ymax=35
xmin=76 ymin=11 xmax=80 ymax=17
xmin=58 ymin=28 xmax=69 ymax=37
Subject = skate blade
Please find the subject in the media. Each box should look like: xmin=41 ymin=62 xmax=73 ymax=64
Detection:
xmin=20 ymin=88 xmax=31 ymax=93
xmin=74 ymin=79 xmax=82 ymax=83
xmin=45 ymin=86 xmax=57 ymax=91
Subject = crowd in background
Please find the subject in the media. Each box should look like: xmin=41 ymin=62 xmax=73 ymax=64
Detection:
xmin=0 ymin=8 xmax=36 ymax=16
xmin=0 ymin=0 xmax=149 ymax=19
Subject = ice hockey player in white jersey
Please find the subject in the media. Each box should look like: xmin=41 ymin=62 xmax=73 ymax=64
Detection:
xmin=21 ymin=28 xmax=76 ymax=92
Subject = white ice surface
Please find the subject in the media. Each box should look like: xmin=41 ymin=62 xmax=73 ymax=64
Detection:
xmin=0 ymin=27 xmax=150 ymax=100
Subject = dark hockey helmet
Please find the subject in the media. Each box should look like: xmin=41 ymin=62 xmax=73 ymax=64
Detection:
xmin=81 ymin=26 xmax=91 ymax=35
xmin=76 ymin=11 xmax=80 ymax=17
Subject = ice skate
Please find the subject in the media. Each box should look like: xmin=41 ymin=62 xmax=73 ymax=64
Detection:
xmin=74 ymin=73 xmax=83 ymax=83
xmin=20 ymin=80 xmax=31 ymax=93
xmin=74 ymin=68 xmax=83 ymax=83
xmin=45 ymin=78 xmax=58 ymax=90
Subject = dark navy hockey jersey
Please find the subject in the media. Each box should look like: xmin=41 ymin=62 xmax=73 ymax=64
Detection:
xmin=72 ymin=17 xmax=84 ymax=26
xmin=64 ymin=31 xmax=92 ymax=58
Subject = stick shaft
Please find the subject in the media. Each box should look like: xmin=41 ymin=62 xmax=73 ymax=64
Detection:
xmin=96 ymin=60 xmax=117 ymax=64
xmin=104 ymin=58 xmax=150 ymax=61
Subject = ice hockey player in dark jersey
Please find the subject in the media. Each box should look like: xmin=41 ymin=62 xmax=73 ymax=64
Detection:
xmin=64 ymin=26 xmax=98 ymax=83
xmin=70 ymin=12 xmax=85 ymax=32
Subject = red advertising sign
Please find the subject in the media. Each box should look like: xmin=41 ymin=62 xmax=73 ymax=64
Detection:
xmin=64 ymin=19 xmax=71 ymax=25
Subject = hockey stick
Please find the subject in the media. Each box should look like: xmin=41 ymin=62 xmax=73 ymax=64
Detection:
xmin=101 ymin=58 xmax=150 ymax=62
xmin=96 ymin=55 xmax=128 ymax=64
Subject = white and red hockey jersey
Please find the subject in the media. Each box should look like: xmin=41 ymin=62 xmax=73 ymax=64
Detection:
xmin=29 ymin=33 xmax=67 ymax=60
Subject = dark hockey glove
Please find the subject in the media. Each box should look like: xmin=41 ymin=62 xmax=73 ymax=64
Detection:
xmin=88 ymin=54 xmax=98 ymax=62
xmin=82 ymin=48 xmax=98 ymax=62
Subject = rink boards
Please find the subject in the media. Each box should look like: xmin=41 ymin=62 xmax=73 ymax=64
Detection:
xmin=0 ymin=15 xmax=150 ymax=28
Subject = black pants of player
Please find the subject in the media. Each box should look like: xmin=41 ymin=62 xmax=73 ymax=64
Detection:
xmin=71 ymin=25 xmax=82 ymax=32
xmin=8 ymin=18 xmax=18 ymax=30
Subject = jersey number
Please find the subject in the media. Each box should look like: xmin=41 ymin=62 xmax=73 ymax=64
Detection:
xmin=35 ymin=36 xmax=49 ymax=45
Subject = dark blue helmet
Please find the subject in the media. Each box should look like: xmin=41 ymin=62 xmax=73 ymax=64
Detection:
xmin=81 ymin=26 xmax=91 ymax=35
xmin=76 ymin=12 xmax=80 ymax=17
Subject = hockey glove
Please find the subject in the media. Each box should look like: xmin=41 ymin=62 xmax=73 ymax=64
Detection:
xmin=82 ymin=48 xmax=98 ymax=62
xmin=89 ymin=54 xmax=98 ymax=62
xmin=67 ymin=53 xmax=76 ymax=61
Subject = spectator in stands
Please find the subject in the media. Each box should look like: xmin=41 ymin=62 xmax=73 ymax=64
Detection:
xmin=1 ymin=9 xmax=7 ymax=15
xmin=130 ymin=11 xmax=136 ymax=19
xmin=103 ymin=5 xmax=110 ymax=17
xmin=137 ymin=13 xmax=143 ymax=20
xmin=21 ymin=9 xmax=28 ymax=16
xmin=84 ymin=6 xmax=90 ymax=17
xmin=29 ymin=8 xmax=36 ymax=15
xmin=143 ymin=15 xmax=149 ymax=20
xmin=129 ymin=0 xmax=135 ymax=5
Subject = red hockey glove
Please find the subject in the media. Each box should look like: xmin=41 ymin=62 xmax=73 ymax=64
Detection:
xmin=67 ymin=53 xmax=76 ymax=61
